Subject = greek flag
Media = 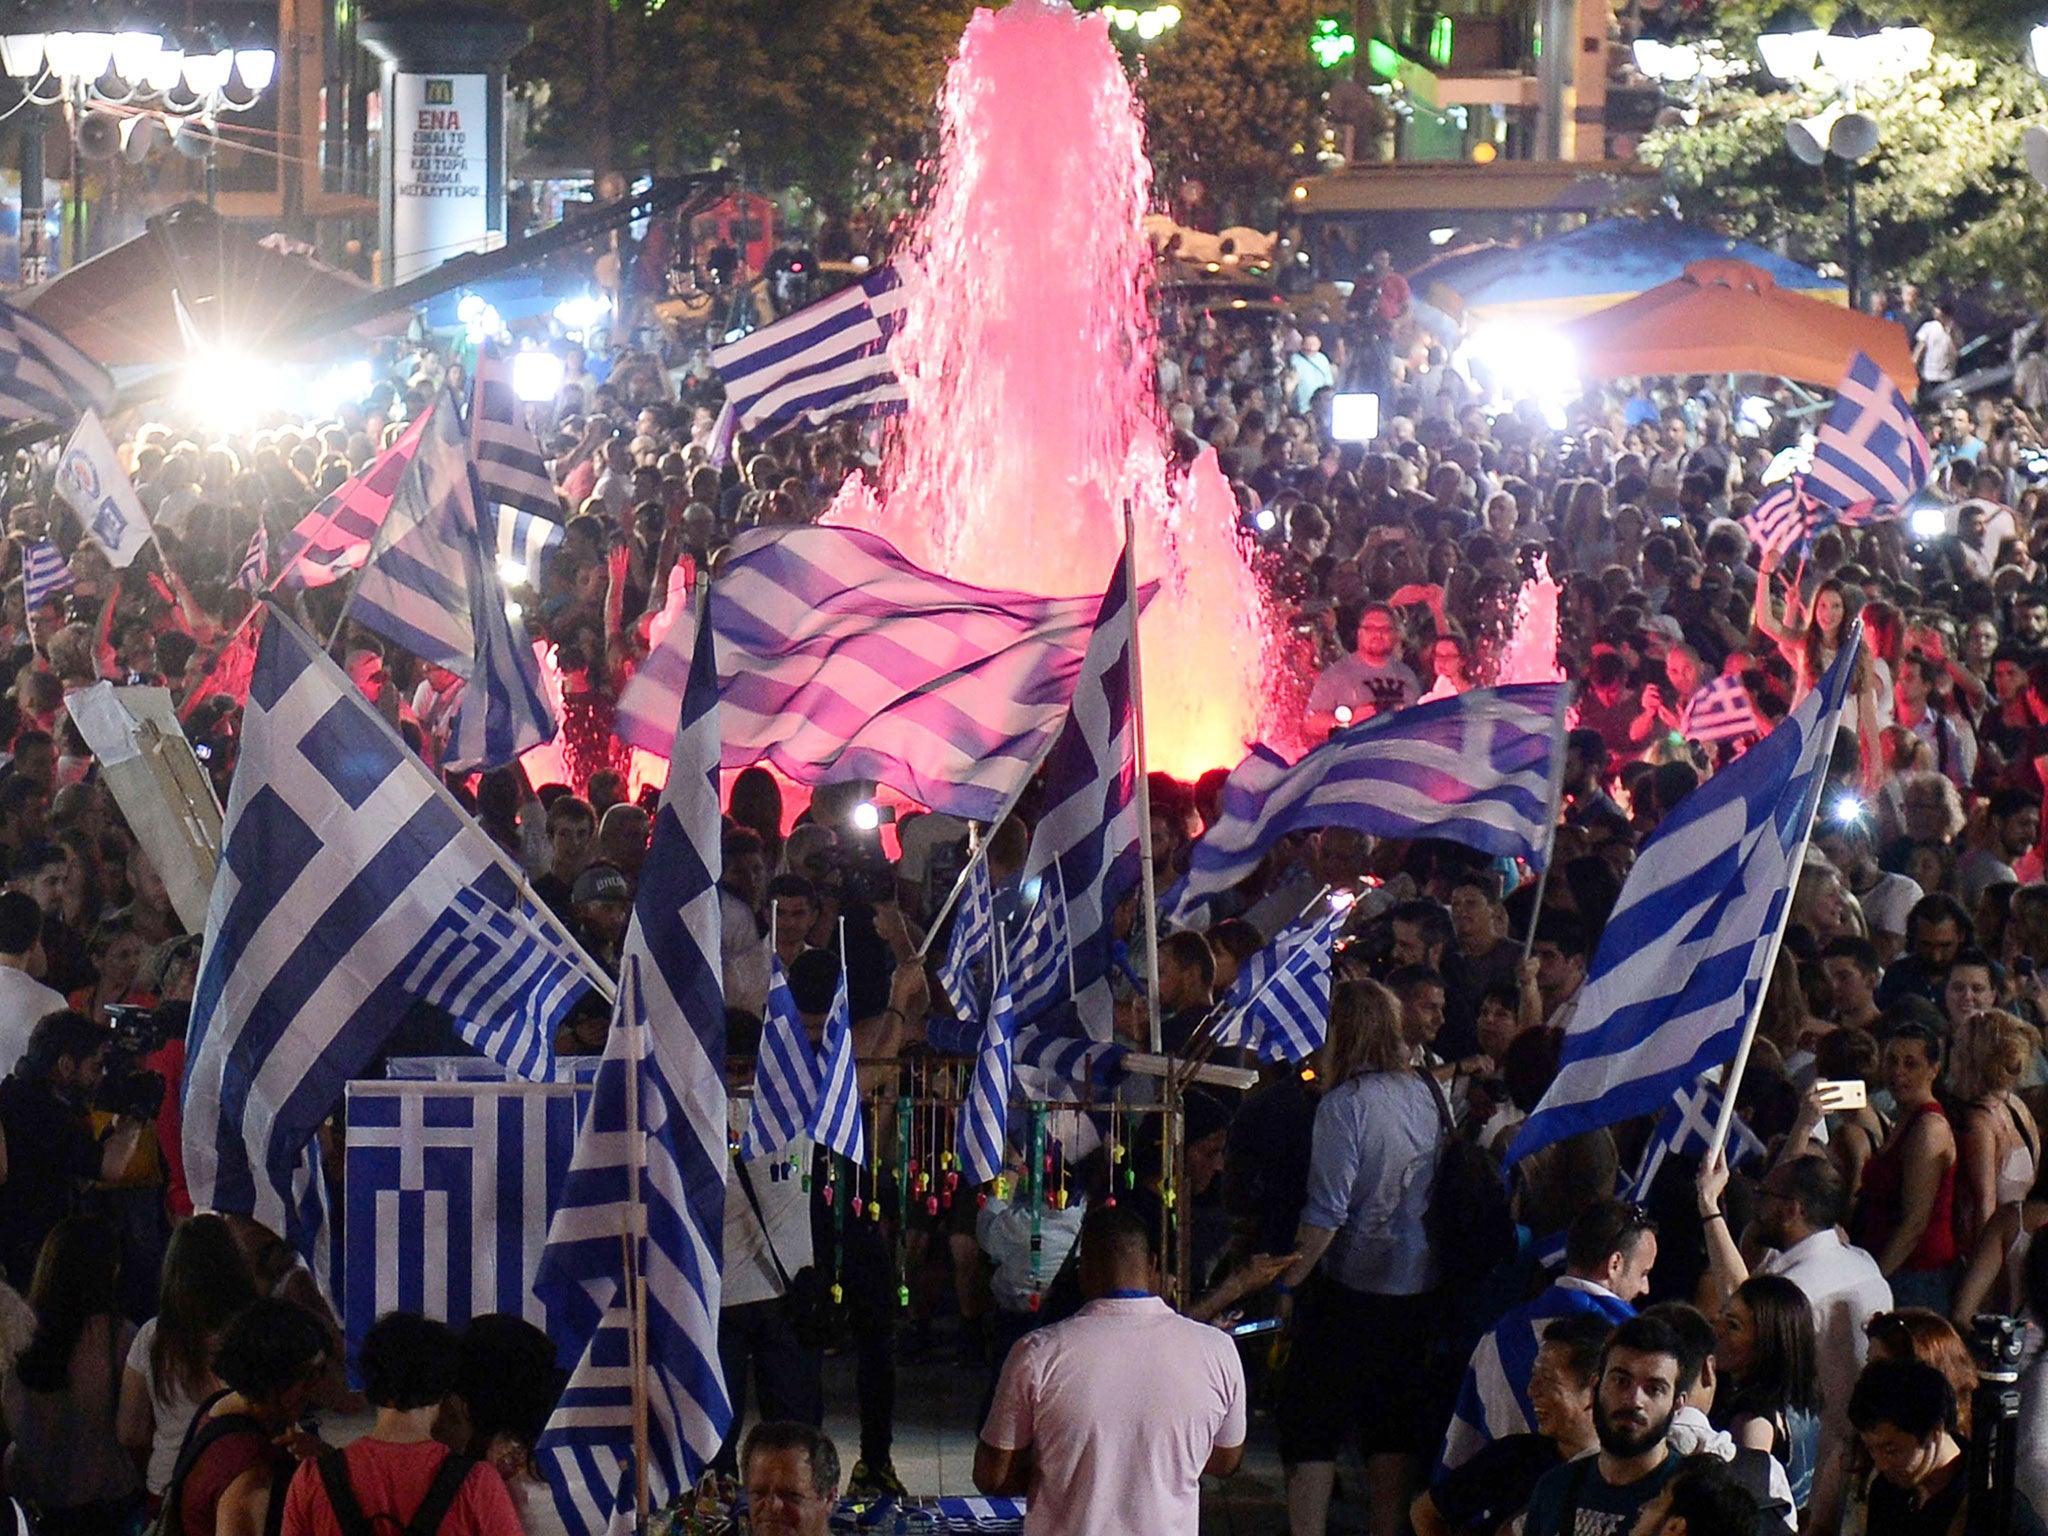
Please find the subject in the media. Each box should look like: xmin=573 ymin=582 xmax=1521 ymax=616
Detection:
xmin=183 ymin=609 xmax=608 ymax=1241
xmin=936 ymin=856 xmax=996 ymax=1026
xmin=1215 ymin=904 xmax=1344 ymax=1063
xmin=471 ymin=344 xmax=564 ymax=520
xmin=1743 ymin=480 xmax=1813 ymax=564
xmin=1630 ymin=1077 xmax=1768 ymax=1196
xmin=0 ymin=298 xmax=114 ymax=426
xmin=348 ymin=392 xmax=556 ymax=773
xmin=1012 ymin=1026 xmax=1125 ymax=1092
xmin=1171 ymin=684 xmax=1567 ymax=926
xmin=21 ymin=540 xmax=73 ymax=610
xmin=1808 ymin=351 xmax=1933 ymax=520
xmin=344 ymin=1079 xmax=591 ymax=1372
xmin=496 ymin=507 xmax=565 ymax=588
xmin=810 ymin=960 xmax=865 ymax=1164
xmin=1440 ymin=1282 xmax=1638 ymax=1472
xmin=1007 ymin=549 xmax=1140 ymax=1038
xmin=1504 ymin=636 xmax=1859 ymax=1170
xmin=739 ymin=957 xmax=822 ymax=1160
xmin=1679 ymin=675 xmax=1761 ymax=745
xmin=275 ymin=412 xmax=432 ymax=589
xmin=236 ymin=522 xmax=269 ymax=592
xmin=711 ymin=265 xmax=907 ymax=437
xmin=957 ymin=981 xmax=1017 ymax=1186
xmin=614 ymin=526 xmax=1115 ymax=822
xmin=534 ymin=602 xmax=732 ymax=1536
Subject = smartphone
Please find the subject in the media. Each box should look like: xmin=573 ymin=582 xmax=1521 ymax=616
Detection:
xmin=1229 ymin=1317 xmax=1284 ymax=1337
xmin=1815 ymin=1079 xmax=1868 ymax=1112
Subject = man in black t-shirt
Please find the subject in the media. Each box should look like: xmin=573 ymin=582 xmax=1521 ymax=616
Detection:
xmin=1523 ymin=1315 xmax=1693 ymax=1536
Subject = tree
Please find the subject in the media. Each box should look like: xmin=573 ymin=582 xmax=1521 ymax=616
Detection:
xmin=1633 ymin=10 xmax=2048 ymax=305
xmin=1137 ymin=0 xmax=1324 ymax=228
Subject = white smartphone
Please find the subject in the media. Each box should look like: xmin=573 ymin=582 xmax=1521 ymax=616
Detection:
xmin=1815 ymin=1079 xmax=1868 ymax=1112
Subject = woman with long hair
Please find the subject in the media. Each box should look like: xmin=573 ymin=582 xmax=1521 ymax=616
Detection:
xmin=1755 ymin=566 xmax=1857 ymax=700
xmin=0 ymin=1217 xmax=141 ymax=1536
xmin=1274 ymin=979 xmax=1447 ymax=1536
xmin=117 ymin=1214 xmax=262 ymax=1503
xmin=1951 ymin=1009 xmax=2042 ymax=1250
xmin=1714 ymin=1274 xmax=1823 ymax=1514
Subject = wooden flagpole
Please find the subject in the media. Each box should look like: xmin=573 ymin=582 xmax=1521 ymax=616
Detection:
xmin=1122 ymin=505 xmax=1163 ymax=1056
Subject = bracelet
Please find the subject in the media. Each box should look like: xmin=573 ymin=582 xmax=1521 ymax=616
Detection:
xmin=1700 ymin=1210 xmax=1725 ymax=1223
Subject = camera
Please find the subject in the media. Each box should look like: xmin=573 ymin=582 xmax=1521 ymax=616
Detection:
xmin=1969 ymin=1313 xmax=2026 ymax=1378
xmin=1964 ymin=1314 xmax=2027 ymax=1536
xmin=97 ymin=1003 xmax=172 ymax=1122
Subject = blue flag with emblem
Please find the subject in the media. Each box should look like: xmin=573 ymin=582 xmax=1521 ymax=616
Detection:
xmin=182 ymin=608 xmax=609 ymax=1243
xmin=1506 ymin=635 xmax=1860 ymax=1170
xmin=534 ymin=597 xmax=732 ymax=1536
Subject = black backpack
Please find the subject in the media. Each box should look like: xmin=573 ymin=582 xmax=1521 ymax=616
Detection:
xmin=1417 ymin=1069 xmax=1518 ymax=1285
xmin=314 ymin=1448 xmax=479 ymax=1536
xmin=151 ymin=1392 xmax=285 ymax=1536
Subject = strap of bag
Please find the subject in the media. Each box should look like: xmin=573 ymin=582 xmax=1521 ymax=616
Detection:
xmin=404 ymin=1453 xmax=478 ymax=1536
xmin=159 ymin=1397 xmax=265 ymax=1536
xmin=734 ymin=1158 xmax=795 ymax=1291
xmin=1416 ymin=1066 xmax=1457 ymax=1138
xmin=316 ymin=1450 xmax=378 ymax=1536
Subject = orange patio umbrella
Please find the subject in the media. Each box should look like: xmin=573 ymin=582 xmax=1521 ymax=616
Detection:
xmin=1553 ymin=258 xmax=1918 ymax=395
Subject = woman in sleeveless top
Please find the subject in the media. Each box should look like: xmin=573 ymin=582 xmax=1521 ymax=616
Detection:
xmin=1952 ymin=1010 xmax=2042 ymax=1240
xmin=1856 ymin=1024 xmax=1960 ymax=1314
xmin=1713 ymin=1275 xmax=1824 ymax=1517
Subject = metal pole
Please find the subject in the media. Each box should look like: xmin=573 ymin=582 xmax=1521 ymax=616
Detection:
xmin=1121 ymin=505 xmax=1164 ymax=1056
xmin=1843 ymin=157 xmax=1859 ymax=314
xmin=1519 ymin=685 xmax=1577 ymax=964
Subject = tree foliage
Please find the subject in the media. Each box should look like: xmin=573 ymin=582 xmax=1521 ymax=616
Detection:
xmin=1132 ymin=0 xmax=1324 ymax=228
xmin=1634 ymin=11 xmax=2048 ymax=306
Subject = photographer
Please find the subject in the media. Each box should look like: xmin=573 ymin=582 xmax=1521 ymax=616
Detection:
xmin=0 ymin=1012 xmax=153 ymax=1292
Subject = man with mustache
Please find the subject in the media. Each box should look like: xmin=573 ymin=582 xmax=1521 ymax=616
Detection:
xmin=1523 ymin=1314 xmax=1692 ymax=1536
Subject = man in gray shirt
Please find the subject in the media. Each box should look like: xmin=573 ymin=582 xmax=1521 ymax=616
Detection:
xmin=1306 ymin=602 xmax=1421 ymax=740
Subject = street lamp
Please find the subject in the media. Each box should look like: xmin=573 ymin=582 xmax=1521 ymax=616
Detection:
xmin=0 ymin=15 xmax=276 ymax=268
xmin=1756 ymin=7 xmax=1823 ymax=85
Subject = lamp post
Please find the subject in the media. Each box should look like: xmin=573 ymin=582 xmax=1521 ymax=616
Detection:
xmin=0 ymin=20 xmax=275 ymax=268
xmin=1756 ymin=5 xmax=1930 ymax=314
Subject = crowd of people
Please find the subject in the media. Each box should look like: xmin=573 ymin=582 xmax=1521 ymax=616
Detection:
xmin=0 ymin=258 xmax=2038 ymax=1536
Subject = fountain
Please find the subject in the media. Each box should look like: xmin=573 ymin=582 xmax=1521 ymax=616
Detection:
xmin=828 ymin=0 xmax=1281 ymax=781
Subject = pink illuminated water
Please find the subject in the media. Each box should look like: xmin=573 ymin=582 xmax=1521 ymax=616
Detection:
xmin=1494 ymin=558 xmax=1565 ymax=685
xmin=829 ymin=0 xmax=1280 ymax=781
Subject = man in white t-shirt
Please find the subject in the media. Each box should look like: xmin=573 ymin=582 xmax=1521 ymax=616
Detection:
xmin=1914 ymin=302 xmax=1958 ymax=388
xmin=978 ymin=1203 xmax=1246 ymax=1534
xmin=0 ymin=892 xmax=62 ymax=1080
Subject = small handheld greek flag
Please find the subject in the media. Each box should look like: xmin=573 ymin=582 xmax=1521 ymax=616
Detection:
xmin=21 ymin=540 xmax=73 ymax=610
xmin=811 ymin=959 xmax=865 ymax=1164
xmin=740 ymin=957 xmax=823 ymax=1160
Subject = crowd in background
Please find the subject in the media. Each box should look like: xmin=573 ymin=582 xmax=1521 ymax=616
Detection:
xmin=0 ymin=267 xmax=2034 ymax=1534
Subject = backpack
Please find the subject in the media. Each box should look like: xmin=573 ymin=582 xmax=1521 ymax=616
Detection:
xmin=150 ymin=1391 xmax=285 ymax=1536
xmin=314 ymin=1447 xmax=479 ymax=1536
xmin=1417 ymin=1069 xmax=1518 ymax=1285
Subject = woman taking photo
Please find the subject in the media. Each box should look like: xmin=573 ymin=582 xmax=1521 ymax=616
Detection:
xmin=1 ymin=1217 xmax=141 ymax=1536
xmin=1713 ymin=1274 xmax=1823 ymax=1515
xmin=1274 ymin=978 xmax=1445 ymax=1536
xmin=1855 ymin=1023 xmax=1960 ymax=1312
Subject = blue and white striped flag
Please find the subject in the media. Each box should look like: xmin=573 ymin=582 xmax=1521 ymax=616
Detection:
xmin=711 ymin=266 xmax=907 ymax=437
xmin=236 ymin=522 xmax=270 ymax=592
xmin=957 ymin=981 xmax=1017 ymax=1186
xmin=351 ymin=390 xmax=556 ymax=772
xmin=0 ymin=298 xmax=114 ymax=427
xmin=1171 ymin=684 xmax=1567 ymax=927
xmin=936 ymin=855 xmax=996 ymax=1026
xmin=1808 ymin=351 xmax=1933 ymax=521
xmin=534 ymin=599 xmax=733 ymax=1536
xmin=1007 ymin=549 xmax=1141 ymax=1038
xmin=810 ymin=959 xmax=865 ymax=1165
xmin=1505 ymin=635 xmax=1860 ymax=1170
xmin=471 ymin=343 xmax=565 ymax=521
xmin=21 ymin=540 xmax=73 ymax=610
xmin=182 ymin=608 xmax=608 ymax=1241
xmin=1215 ymin=905 xmax=1344 ymax=1063
xmin=1679 ymin=674 xmax=1761 ymax=746
xmin=344 ymin=1079 xmax=590 ymax=1372
xmin=1743 ymin=479 xmax=1813 ymax=564
xmin=1629 ymin=1076 xmax=1768 ymax=1198
xmin=496 ymin=507 xmax=565 ymax=588
xmin=614 ymin=526 xmax=1118 ymax=822
xmin=740 ymin=957 xmax=823 ymax=1161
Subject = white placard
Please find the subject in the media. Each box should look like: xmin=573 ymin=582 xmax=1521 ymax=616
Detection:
xmin=392 ymin=72 xmax=490 ymax=284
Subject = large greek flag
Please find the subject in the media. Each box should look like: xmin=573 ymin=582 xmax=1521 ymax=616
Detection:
xmin=534 ymin=601 xmax=731 ymax=1536
xmin=1170 ymin=684 xmax=1567 ymax=926
xmin=183 ymin=611 xmax=608 ymax=1241
xmin=471 ymin=343 xmax=565 ymax=521
xmin=0 ymin=297 xmax=114 ymax=426
xmin=1007 ymin=549 xmax=1141 ymax=1038
xmin=711 ymin=265 xmax=908 ymax=436
xmin=1505 ymin=637 xmax=1859 ymax=1169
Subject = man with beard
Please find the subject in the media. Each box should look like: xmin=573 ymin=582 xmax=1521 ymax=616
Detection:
xmin=1523 ymin=1314 xmax=1691 ymax=1536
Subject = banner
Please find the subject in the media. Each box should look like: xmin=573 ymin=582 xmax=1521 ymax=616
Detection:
xmin=54 ymin=409 xmax=154 ymax=567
